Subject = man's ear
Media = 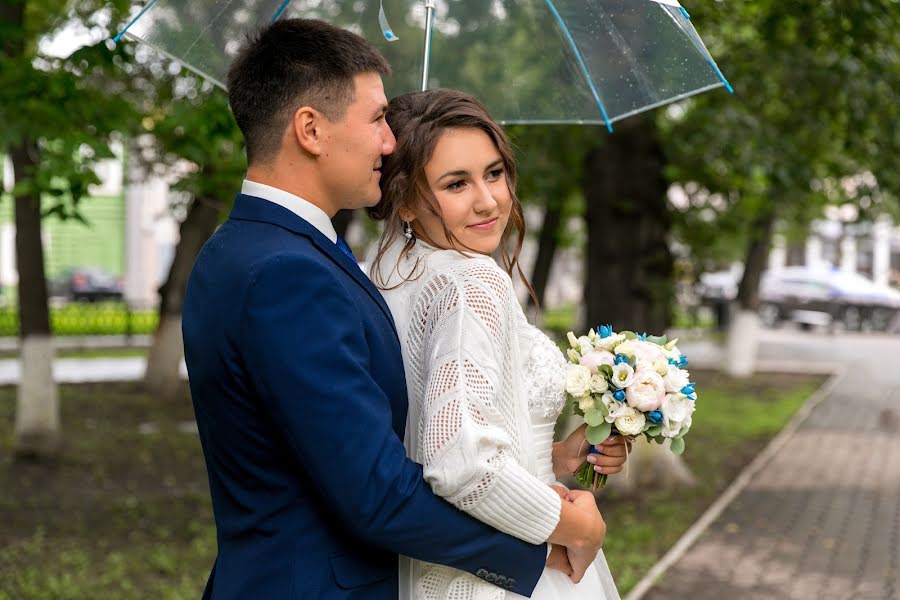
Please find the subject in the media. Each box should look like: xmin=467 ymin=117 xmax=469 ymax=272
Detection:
xmin=292 ymin=106 xmax=325 ymax=155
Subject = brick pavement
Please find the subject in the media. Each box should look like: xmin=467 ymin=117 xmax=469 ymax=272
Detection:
xmin=640 ymin=335 xmax=900 ymax=600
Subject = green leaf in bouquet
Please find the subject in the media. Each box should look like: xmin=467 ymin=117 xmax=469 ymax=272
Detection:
xmin=670 ymin=437 xmax=686 ymax=455
xmin=621 ymin=331 xmax=637 ymax=340
xmin=586 ymin=422 xmax=612 ymax=445
xmin=647 ymin=335 xmax=668 ymax=346
xmin=598 ymin=401 xmax=609 ymax=419
xmin=584 ymin=408 xmax=605 ymax=427
xmin=626 ymin=354 xmax=637 ymax=368
xmin=599 ymin=364 xmax=614 ymax=378
xmin=654 ymin=435 xmax=665 ymax=444
xmin=646 ymin=425 xmax=663 ymax=437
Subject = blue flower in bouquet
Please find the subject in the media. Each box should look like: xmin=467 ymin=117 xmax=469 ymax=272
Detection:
xmin=638 ymin=332 xmax=648 ymax=341
xmin=647 ymin=410 xmax=663 ymax=424
xmin=613 ymin=389 xmax=626 ymax=402
xmin=614 ymin=353 xmax=630 ymax=365
xmin=597 ymin=324 xmax=614 ymax=339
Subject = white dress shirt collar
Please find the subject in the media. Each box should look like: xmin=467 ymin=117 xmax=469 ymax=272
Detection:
xmin=241 ymin=179 xmax=337 ymax=243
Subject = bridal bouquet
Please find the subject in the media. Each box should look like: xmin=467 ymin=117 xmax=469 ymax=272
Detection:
xmin=564 ymin=325 xmax=697 ymax=489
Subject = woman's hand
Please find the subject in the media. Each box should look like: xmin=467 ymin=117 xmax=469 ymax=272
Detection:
xmin=551 ymin=424 xmax=632 ymax=479
xmin=545 ymin=544 xmax=573 ymax=575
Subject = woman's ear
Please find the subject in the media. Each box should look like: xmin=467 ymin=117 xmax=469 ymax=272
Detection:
xmin=292 ymin=106 xmax=324 ymax=155
xmin=398 ymin=208 xmax=416 ymax=223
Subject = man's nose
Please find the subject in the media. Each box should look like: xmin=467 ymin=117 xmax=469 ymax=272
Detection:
xmin=382 ymin=123 xmax=397 ymax=155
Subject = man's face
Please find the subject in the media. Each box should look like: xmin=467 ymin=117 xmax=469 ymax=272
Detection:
xmin=318 ymin=72 xmax=396 ymax=211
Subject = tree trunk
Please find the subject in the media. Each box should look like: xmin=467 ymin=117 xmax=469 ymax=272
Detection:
xmin=11 ymin=140 xmax=61 ymax=458
xmin=527 ymin=203 xmax=562 ymax=311
xmin=582 ymin=118 xmax=674 ymax=334
xmin=580 ymin=118 xmax=693 ymax=492
xmin=605 ymin=437 xmax=697 ymax=493
xmin=143 ymin=195 xmax=221 ymax=397
xmin=725 ymin=207 xmax=776 ymax=377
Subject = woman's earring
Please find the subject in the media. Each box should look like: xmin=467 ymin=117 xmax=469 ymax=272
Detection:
xmin=403 ymin=221 xmax=414 ymax=242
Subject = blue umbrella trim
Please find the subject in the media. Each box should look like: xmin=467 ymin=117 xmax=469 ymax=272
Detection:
xmin=112 ymin=0 xmax=159 ymax=43
xmin=271 ymin=0 xmax=291 ymax=22
xmin=543 ymin=0 xmax=613 ymax=132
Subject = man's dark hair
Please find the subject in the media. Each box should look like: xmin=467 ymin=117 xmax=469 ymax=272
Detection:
xmin=226 ymin=18 xmax=390 ymax=165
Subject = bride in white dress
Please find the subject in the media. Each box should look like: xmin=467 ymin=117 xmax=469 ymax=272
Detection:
xmin=368 ymin=89 xmax=625 ymax=600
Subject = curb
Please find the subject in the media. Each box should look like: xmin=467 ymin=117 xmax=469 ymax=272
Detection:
xmin=623 ymin=362 xmax=847 ymax=600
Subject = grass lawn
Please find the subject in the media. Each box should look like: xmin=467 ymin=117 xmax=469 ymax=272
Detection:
xmin=0 ymin=371 xmax=825 ymax=598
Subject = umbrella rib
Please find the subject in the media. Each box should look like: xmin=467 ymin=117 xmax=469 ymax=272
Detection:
xmin=182 ymin=0 xmax=240 ymax=59
xmin=112 ymin=0 xmax=159 ymax=43
xmin=543 ymin=0 xmax=613 ymax=132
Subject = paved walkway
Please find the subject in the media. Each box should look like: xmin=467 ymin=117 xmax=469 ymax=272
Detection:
xmin=636 ymin=332 xmax=900 ymax=600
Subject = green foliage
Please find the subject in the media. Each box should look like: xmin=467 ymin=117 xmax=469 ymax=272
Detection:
xmin=0 ymin=0 xmax=137 ymax=220
xmin=662 ymin=0 xmax=900 ymax=270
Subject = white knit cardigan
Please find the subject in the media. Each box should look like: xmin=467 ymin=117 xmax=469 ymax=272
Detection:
xmin=371 ymin=240 xmax=562 ymax=600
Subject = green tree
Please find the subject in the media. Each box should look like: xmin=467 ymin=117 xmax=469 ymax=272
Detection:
xmin=0 ymin=0 xmax=135 ymax=458
xmin=663 ymin=0 xmax=900 ymax=375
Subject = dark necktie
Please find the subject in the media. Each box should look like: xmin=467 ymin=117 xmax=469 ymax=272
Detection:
xmin=336 ymin=235 xmax=356 ymax=262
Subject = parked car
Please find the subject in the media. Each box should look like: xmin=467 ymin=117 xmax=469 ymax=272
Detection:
xmin=698 ymin=266 xmax=900 ymax=331
xmin=48 ymin=267 xmax=124 ymax=302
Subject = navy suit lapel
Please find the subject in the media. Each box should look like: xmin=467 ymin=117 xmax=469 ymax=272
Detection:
xmin=229 ymin=194 xmax=398 ymax=336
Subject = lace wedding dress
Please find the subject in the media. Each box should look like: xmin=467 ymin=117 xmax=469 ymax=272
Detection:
xmin=372 ymin=240 xmax=620 ymax=600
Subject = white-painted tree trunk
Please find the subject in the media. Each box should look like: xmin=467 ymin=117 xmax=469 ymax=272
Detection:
xmin=143 ymin=314 xmax=184 ymax=397
xmin=604 ymin=437 xmax=697 ymax=493
xmin=14 ymin=334 xmax=60 ymax=457
xmin=724 ymin=309 xmax=760 ymax=378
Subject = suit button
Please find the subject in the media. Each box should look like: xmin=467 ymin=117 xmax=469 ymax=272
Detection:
xmin=476 ymin=568 xmax=488 ymax=579
xmin=505 ymin=578 xmax=516 ymax=590
xmin=495 ymin=576 xmax=507 ymax=586
xmin=486 ymin=572 xmax=498 ymax=583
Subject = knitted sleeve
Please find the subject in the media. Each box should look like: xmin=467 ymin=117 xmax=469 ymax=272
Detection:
xmin=406 ymin=260 xmax=561 ymax=544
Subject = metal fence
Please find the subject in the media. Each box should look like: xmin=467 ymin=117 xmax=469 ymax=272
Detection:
xmin=0 ymin=302 xmax=159 ymax=338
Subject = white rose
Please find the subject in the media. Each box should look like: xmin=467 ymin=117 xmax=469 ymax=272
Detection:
xmin=602 ymin=392 xmax=630 ymax=423
xmin=631 ymin=341 xmax=668 ymax=371
xmin=578 ymin=336 xmax=594 ymax=354
xmin=663 ymin=365 xmax=690 ymax=393
xmin=592 ymin=333 xmax=626 ymax=352
xmin=614 ymin=339 xmax=637 ymax=357
xmin=590 ymin=374 xmax=609 ymax=394
xmin=578 ymin=395 xmax=596 ymax=412
xmin=614 ymin=406 xmax=647 ymax=436
xmin=625 ymin=370 xmax=666 ymax=412
xmin=611 ymin=363 xmax=635 ymax=389
xmin=579 ymin=350 xmax=616 ymax=373
xmin=565 ymin=364 xmax=593 ymax=398
xmin=661 ymin=393 xmax=695 ymax=438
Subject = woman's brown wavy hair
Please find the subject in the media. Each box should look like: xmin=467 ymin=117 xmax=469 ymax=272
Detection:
xmin=367 ymin=88 xmax=534 ymax=302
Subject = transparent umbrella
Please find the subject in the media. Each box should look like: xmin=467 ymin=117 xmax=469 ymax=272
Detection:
xmin=115 ymin=0 xmax=731 ymax=129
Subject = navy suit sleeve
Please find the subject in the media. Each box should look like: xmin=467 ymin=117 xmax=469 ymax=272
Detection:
xmin=240 ymin=254 xmax=546 ymax=595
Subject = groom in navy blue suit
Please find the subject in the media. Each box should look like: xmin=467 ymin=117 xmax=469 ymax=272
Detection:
xmin=183 ymin=19 xmax=550 ymax=599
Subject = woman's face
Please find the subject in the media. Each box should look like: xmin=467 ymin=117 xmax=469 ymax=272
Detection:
xmin=408 ymin=127 xmax=512 ymax=255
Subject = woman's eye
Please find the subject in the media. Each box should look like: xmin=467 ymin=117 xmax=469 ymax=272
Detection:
xmin=487 ymin=168 xmax=504 ymax=180
xmin=447 ymin=180 xmax=466 ymax=191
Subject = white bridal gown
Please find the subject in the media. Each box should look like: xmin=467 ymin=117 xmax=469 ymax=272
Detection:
xmin=373 ymin=240 xmax=620 ymax=600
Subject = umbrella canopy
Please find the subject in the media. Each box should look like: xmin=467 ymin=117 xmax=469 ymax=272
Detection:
xmin=116 ymin=0 xmax=731 ymax=128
